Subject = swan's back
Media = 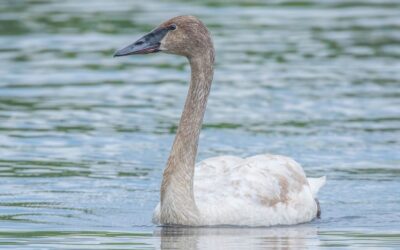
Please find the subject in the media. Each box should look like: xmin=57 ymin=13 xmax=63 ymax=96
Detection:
xmin=153 ymin=154 xmax=325 ymax=226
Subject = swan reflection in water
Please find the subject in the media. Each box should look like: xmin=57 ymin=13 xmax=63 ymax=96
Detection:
xmin=154 ymin=225 xmax=320 ymax=250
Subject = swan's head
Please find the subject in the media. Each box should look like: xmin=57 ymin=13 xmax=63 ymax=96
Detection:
xmin=114 ymin=15 xmax=213 ymax=59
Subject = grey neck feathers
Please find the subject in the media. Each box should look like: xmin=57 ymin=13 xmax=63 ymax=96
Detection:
xmin=160 ymin=49 xmax=214 ymax=225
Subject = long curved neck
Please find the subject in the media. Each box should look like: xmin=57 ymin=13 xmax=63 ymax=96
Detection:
xmin=160 ymin=49 xmax=214 ymax=225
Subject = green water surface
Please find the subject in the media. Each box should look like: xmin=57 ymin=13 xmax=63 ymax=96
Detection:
xmin=1 ymin=0 xmax=400 ymax=249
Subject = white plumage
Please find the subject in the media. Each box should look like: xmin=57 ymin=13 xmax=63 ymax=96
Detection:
xmin=153 ymin=154 xmax=326 ymax=226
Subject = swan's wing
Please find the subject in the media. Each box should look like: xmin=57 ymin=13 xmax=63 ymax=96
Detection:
xmin=195 ymin=154 xmax=308 ymax=205
xmin=194 ymin=154 xmax=319 ymax=226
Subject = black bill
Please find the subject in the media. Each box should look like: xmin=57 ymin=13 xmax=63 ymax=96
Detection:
xmin=113 ymin=27 xmax=172 ymax=57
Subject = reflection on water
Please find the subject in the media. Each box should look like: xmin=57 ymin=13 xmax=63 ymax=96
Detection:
xmin=156 ymin=226 xmax=400 ymax=249
xmin=1 ymin=0 xmax=400 ymax=248
xmin=157 ymin=226 xmax=319 ymax=250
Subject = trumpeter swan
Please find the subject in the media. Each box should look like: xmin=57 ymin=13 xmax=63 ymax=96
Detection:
xmin=114 ymin=15 xmax=326 ymax=226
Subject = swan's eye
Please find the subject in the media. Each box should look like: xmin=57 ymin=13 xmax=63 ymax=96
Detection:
xmin=169 ymin=24 xmax=177 ymax=30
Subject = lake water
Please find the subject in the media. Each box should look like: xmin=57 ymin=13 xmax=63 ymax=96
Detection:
xmin=1 ymin=0 xmax=400 ymax=249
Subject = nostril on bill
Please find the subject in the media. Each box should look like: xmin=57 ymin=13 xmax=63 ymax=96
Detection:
xmin=135 ymin=40 xmax=144 ymax=46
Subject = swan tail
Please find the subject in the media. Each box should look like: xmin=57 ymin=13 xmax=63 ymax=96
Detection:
xmin=307 ymin=176 xmax=326 ymax=198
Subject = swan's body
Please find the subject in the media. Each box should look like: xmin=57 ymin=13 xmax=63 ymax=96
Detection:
xmin=114 ymin=15 xmax=326 ymax=227
xmin=153 ymin=155 xmax=325 ymax=226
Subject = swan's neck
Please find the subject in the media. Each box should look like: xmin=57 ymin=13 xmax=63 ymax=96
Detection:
xmin=160 ymin=50 xmax=214 ymax=225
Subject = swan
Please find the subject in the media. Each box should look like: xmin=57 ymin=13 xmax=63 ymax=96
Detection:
xmin=114 ymin=15 xmax=326 ymax=226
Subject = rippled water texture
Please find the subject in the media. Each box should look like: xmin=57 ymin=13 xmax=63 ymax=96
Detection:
xmin=1 ymin=0 xmax=400 ymax=249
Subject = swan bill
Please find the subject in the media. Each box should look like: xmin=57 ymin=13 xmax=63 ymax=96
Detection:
xmin=113 ymin=26 xmax=174 ymax=57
